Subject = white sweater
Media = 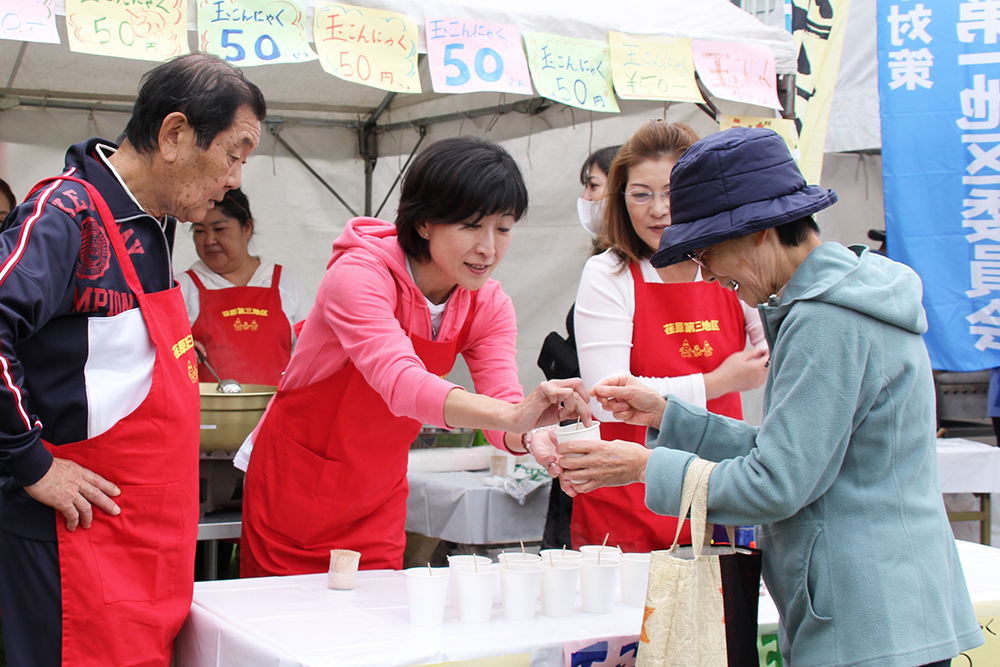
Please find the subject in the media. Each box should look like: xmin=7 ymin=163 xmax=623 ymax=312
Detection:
xmin=574 ymin=251 xmax=766 ymax=422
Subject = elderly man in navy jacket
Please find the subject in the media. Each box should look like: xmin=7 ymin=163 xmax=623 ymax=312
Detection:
xmin=0 ymin=53 xmax=265 ymax=667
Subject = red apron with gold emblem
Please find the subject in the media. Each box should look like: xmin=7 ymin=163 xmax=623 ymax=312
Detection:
xmin=28 ymin=175 xmax=199 ymax=667
xmin=187 ymin=265 xmax=292 ymax=385
xmin=241 ymin=290 xmax=476 ymax=575
xmin=572 ymin=262 xmax=745 ymax=551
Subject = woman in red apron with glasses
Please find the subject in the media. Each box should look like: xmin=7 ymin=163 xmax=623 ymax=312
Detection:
xmin=178 ymin=187 xmax=311 ymax=386
xmin=239 ymin=136 xmax=591 ymax=576
xmin=568 ymin=121 xmax=769 ymax=551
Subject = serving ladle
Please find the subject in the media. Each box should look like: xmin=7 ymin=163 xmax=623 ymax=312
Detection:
xmin=195 ymin=348 xmax=242 ymax=394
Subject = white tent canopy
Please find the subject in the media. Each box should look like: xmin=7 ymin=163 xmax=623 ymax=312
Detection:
xmin=0 ymin=0 xmax=804 ymax=402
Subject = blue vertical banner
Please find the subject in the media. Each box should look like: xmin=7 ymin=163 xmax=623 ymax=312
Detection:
xmin=879 ymin=0 xmax=1000 ymax=371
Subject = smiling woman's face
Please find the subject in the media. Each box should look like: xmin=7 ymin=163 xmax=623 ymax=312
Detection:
xmin=626 ymin=157 xmax=675 ymax=253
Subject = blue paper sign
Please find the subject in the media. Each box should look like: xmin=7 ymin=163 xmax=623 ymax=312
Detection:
xmin=878 ymin=0 xmax=1000 ymax=371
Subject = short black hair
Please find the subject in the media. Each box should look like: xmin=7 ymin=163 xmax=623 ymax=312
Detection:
xmin=775 ymin=215 xmax=820 ymax=246
xmin=396 ymin=136 xmax=528 ymax=262
xmin=579 ymin=145 xmax=621 ymax=184
xmin=214 ymin=187 xmax=254 ymax=238
xmin=124 ymin=53 xmax=266 ymax=154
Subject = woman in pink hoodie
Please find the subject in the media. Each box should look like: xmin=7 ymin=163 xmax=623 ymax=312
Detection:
xmin=239 ymin=136 xmax=591 ymax=576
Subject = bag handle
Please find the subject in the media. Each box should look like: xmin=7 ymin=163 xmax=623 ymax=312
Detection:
xmin=669 ymin=457 xmax=717 ymax=556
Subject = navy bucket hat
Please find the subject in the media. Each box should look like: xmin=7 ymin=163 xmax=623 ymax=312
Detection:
xmin=650 ymin=127 xmax=838 ymax=268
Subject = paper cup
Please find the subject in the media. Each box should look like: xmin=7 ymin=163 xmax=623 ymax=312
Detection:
xmin=452 ymin=563 xmax=497 ymax=623
xmin=499 ymin=564 xmax=542 ymax=620
xmin=578 ymin=545 xmax=622 ymax=561
xmin=580 ymin=557 xmax=620 ymax=613
xmin=554 ymin=422 xmax=602 ymax=445
xmin=404 ymin=567 xmax=450 ymax=626
xmin=447 ymin=555 xmax=493 ymax=606
xmin=540 ymin=560 xmax=580 ymax=617
xmin=498 ymin=552 xmax=541 ymax=566
xmin=619 ymin=552 xmax=652 ymax=607
xmin=327 ymin=549 xmax=361 ymax=590
xmin=539 ymin=548 xmax=581 ymax=563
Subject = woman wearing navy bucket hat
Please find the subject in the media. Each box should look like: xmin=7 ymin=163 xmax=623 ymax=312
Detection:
xmin=554 ymin=127 xmax=983 ymax=667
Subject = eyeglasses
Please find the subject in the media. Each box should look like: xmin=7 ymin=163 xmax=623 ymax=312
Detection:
xmin=686 ymin=249 xmax=708 ymax=269
xmin=624 ymin=189 xmax=670 ymax=206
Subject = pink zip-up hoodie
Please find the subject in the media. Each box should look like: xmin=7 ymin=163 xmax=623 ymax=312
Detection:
xmin=274 ymin=217 xmax=523 ymax=448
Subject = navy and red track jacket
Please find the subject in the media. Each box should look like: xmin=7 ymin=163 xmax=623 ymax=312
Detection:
xmin=0 ymin=138 xmax=180 ymax=540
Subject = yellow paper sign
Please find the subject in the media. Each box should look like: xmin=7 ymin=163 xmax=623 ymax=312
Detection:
xmin=197 ymin=0 xmax=316 ymax=67
xmin=608 ymin=31 xmax=703 ymax=104
xmin=313 ymin=2 xmax=420 ymax=94
xmin=720 ymin=115 xmax=799 ymax=158
xmin=523 ymin=32 xmax=619 ymax=114
xmin=65 ymin=0 xmax=189 ymax=61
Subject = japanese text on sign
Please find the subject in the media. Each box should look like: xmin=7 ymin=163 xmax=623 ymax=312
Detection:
xmin=720 ymin=115 xmax=800 ymax=158
xmin=562 ymin=637 xmax=639 ymax=667
xmin=425 ymin=16 xmax=533 ymax=96
xmin=608 ymin=32 xmax=703 ymax=104
xmin=691 ymin=39 xmax=782 ymax=109
xmin=523 ymin=32 xmax=619 ymax=113
xmin=886 ymin=2 xmax=934 ymax=90
xmin=65 ymin=0 xmax=189 ymax=62
xmin=959 ymin=0 xmax=1000 ymax=352
xmin=198 ymin=0 xmax=316 ymax=67
xmin=314 ymin=2 xmax=419 ymax=93
xmin=1 ymin=0 xmax=60 ymax=44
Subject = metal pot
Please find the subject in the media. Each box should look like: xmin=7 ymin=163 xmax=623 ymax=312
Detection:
xmin=199 ymin=382 xmax=276 ymax=453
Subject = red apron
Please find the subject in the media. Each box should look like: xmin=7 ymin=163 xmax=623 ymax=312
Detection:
xmin=571 ymin=262 xmax=746 ymax=551
xmin=27 ymin=176 xmax=199 ymax=667
xmin=187 ymin=265 xmax=292 ymax=385
xmin=241 ymin=290 xmax=476 ymax=576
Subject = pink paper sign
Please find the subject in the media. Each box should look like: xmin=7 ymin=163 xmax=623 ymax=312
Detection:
xmin=1 ymin=0 xmax=60 ymax=44
xmin=692 ymin=39 xmax=782 ymax=110
xmin=425 ymin=17 xmax=533 ymax=96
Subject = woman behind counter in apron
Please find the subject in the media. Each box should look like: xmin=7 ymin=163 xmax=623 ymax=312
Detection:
xmin=237 ymin=136 xmax=591 ymax=576
xmin=572 ymin=121 xmax=769 ymax=551
xmin=178 ymin=187 xmax=311 ymax=386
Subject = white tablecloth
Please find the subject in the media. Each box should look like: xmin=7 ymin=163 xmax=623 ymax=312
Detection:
xmin=174 ymin=540 xmax=1000 ymax=667
xmin=405 ymin=471 xmax=549 ymax=544
xmin=937 ymin=437 xmax=1000 ymax=494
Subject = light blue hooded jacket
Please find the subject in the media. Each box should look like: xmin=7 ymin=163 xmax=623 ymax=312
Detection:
xmin=644 ymin=243 xmax=983 ymax=667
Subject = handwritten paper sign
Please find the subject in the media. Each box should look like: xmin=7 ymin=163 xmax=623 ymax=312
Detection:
xmin=523 ymin=32 xmax=619 ymax=113
xmin=65 ymin=0 xmax=189 ymax=61
xmin=425 ymin=17 xmax=533 ymax=96
xmin=1 ymin=0 xmax=60 ymax=44
xmin=693 ymin=40 xmax=781 ymax=110
xmin=313 ymin=3 xmax=419 ymax=93
xmin=720 ymin=114 xmax=799 ymax=159
xmin=608 ymin=31 xmax=703 ymax=104
xmin=198 ymin=0 xmax=315 ymax=67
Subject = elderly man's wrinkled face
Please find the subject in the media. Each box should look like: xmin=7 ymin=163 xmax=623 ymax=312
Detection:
xmin=171 ymin=106 xmax=260 ymax=223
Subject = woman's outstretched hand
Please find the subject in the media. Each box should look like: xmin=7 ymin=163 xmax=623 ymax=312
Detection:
xmin=511 ymin=378 xmax=592 ymax=434
xmin=591 ymin=375 xmax=667 ymax=428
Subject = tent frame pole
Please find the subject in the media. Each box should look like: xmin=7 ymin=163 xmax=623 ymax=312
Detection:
xmin=360 ymin=92 xmax=397 ymax=216
xmin=268 ymin=122 xmax=358 ymax=217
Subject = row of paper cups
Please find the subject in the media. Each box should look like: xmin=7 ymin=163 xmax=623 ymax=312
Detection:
xmin=404 ymin=546 xmax=651 ymax=626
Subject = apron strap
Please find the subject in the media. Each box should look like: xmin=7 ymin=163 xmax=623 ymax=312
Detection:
xmin=30 ymin=175 xmax=146 ymax=298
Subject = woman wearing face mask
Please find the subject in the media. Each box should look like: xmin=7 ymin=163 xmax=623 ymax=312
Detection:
xmin=576 ymin=145 xmax=621 ymax=237
xmin=568 ymin=121 xmax=769 ymax=551
xmin=177 ymin=187 xmax=311 ymax=386
xmin=239 ymin=136 xmax=591 ymax=576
